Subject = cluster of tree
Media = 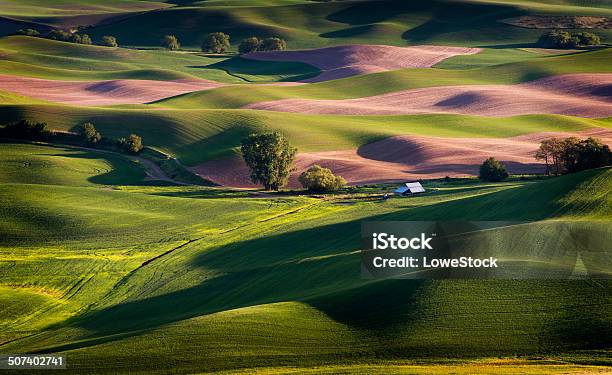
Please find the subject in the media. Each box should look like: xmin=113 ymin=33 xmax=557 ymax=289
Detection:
xmin=479 ymin=157 xmax=509 ymax=182
xmin=77 ymin=123 xmax=143 ymax=154
xmin=161 ymin=32 xmax=287 ymax=54
xmin=537 ymin=30 xmax=601 ymax=49
xmin=536 ymin=137 xmax=611 ymax=175
xmin=15 ymin=28 xmax=119 ymax=47
xmin=241 ymin=132 xmax=345 ymax=192
xmin=0 ymin=120 xmax=53 ymax=140
xmin=238 ymin=36 xmax=287 ymax=54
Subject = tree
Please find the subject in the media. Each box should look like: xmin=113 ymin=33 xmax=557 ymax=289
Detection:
xmin=238 ymin=37 xmax=261 ymax=54
xmin=479 ymin=157 xmax=508 ymax=182
xmin=79 ymin=122 xmax=101 ymax=144
xmin=0 ymin=120 xmax=51 ymax=140
xmin=16 ymin=28 xmax=40 ymax=37
xmin=47 ymin=30 xmax=72 ymax=42
xmin=117 ymin=134 xmax=143 ymax=153
xmin=299 ymin=165 xmax=346 ymax=192
xmin=201 ymin=32 xmax=230 ymax=53
xmin=161 ymin=35 xmax=180 ymax=50
xmin=535 ymin=138 xmax=564 ymax=176
xmin=259 ymin=37 xmax=286 ymax=51
xmin=574 ymin=137 xmax=611 ymax=171
xmin=100 ymin=35 xmax=118 ymax=47
xmin=241 ymin=132 xmax=297 ymax=190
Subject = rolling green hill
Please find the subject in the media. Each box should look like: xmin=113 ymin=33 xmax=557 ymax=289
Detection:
xmin=0 ymin=36 xmax=319 ymax=82
xmin=83 ymin=0 xmax=612 ymax=49
xmin=0 ymin=141 xmax=610 ymax=372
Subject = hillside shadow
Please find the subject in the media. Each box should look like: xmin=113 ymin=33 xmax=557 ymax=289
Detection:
xmin=42 ymin=170 xmax=600 ymax=353
xmin=42 ymin=150 xmax=147 ymax=186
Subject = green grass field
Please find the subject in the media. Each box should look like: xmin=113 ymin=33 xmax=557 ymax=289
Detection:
xmin=0 ymin=142 xmax=610 ymax=373
xmin=0 ymin=0 xmax=611 ymax=373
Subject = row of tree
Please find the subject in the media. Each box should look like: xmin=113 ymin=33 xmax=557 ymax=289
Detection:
xmin=15 ymin=28 xmax=119 ymax=47
xmin=161 ymin=32 xmax=287 ymax=54
xmin=537 ymin=30 xmax=601 ymax=49
xmin=0 ymin=120 xmax=143 ymax=154
xmin=536 ymin=137 xmax=611 ymax=175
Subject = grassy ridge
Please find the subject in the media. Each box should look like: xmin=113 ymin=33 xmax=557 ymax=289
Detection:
xmin=0 ymin=36 xmax=319 ymax=82
xmin=1 ymin=142 xmax=609 ymax=372
xmin=1 ymin=104 xmax=609 ymax=166
xmin=83 ymin=0 xmax=612 ymax=49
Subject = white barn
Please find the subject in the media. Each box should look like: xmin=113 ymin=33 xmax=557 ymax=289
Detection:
xmin=394 ymin=182 xmax=425 ymax=196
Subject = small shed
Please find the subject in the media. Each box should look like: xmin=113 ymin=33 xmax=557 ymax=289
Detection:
xmin=394 ymin=182 xmax=425 ymax=196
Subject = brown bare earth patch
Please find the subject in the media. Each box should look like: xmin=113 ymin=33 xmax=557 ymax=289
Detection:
xmin=244 ymin=74 xmax=612 ymax=118
xmin=502 ymin=15 xmax=611 ymax=29
xmin=190 ymin=129 xmax=612 ymax=188
xmin=0 ymin=75 xmax=224 ymax=106
xmin=244 ymin=44 xmax=481 ymax=82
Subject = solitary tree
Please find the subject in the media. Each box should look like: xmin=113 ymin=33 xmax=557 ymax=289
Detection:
xmin=259 ymin=37 xmax=287 ymax=51
xmin=161 ymin=35 xmax=180 ymax=50
xmin=241 ymin=132 xmax=297 ymax=190
xmin=100 ymin=35 xmax=118 ymax=47
xmin=299 ymin=165 xmax=346 ymax=192
xmin=479 ymin=157 xmax=508 ymax=182
xmin=238 ymin=37 xmax=261 ymax=54
xmin=79 ymin=122 xmax=101 ymax=144
xmin=201 ymin=32 xmax=230 ymax=53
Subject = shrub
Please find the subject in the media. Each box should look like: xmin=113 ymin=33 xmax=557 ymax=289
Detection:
xmin=238 ymin=37 xmax=261 ymax=54
xmin=479 ymin=157 xmax=509 ymax=182
xmin=299 ymin=165 xmax=346 ymax=192
xmin=79 ymin=122 xmax=101 ymax=144
xmin=241 ymin=132 xmax=296 ymax=191
xmin=0 ymin=120 xmax=52 ymax=140
xmin=161 ymin=35 xmax=180 ymax=50
xmin=259 ymin=37 xmax=287 ymax=51
xmin=117 ymin=134 xmax=143 ymax=153
xmin=201 ymin=32 xmax=230 ymax=53
xmin=538 ymin=30 xmax=601 ymax=48
xmin=574 ymin=32 xmax=601 ymax=46
xmin=16 ymin=28 xmax=40 ymax=37
xmin=47 ymin=30 xmax=72 ymax=42
xmin=100 ymin=35 xmax=118 ymax=47
xmin=71 ymin=34 xmax=92 ymax=45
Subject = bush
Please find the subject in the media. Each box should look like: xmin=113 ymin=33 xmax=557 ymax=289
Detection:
xmin=70 ymin=34 xmax=92 ymax=45
xmin=16 ymin=28 xmax=40 ymax=37
xmin=161 ymin=35 xmax=180 ymax=50
xmin=201 ymin=32 xmax=230 ymax=53
xmin=241 ymin=132 xmax=296 ymax=191
xmin=47 ymin=30 xmax=72 ymax=42
xmin=574 ymin=32 xmax=601 ymax=46
xmin=538 ymin=30 xmax=601 ymax=48
xmin=259 ymin=37 xmax=287 ymax=51
xmin=238 ymin=37 xmax=261 ymax=54
xmin=117 ymin=134 xmax=143 ymax=154
xmin=479 ymin=157 xmax=509 ymax=182
xmin=100 ymin=35 xmax=118 ymax=47
xmin=0 ymin=120 xmax=52 ymax=140
xmin=78 ymin=122 xmax=101 ymax=144
xmin=299 ymin=165 xmax=346 ymax=192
